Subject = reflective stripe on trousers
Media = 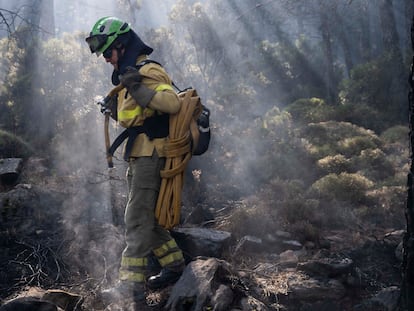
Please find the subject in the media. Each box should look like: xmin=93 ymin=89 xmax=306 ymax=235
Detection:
xmin=119 ymin=256 xmax=148 ymax=283
xmin=153 ymin=239 xmax=184 ymax=268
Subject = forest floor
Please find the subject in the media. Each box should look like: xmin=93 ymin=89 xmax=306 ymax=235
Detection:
xmin=0 ymin=157 xmax=405 ymax=310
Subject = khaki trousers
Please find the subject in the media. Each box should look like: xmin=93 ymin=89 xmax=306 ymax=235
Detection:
xmin=119 ymin=152 xmax=184 ymax=283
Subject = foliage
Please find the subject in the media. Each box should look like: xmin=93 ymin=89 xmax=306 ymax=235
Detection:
xmin=380 ymin=125 xmax=409 ymax=145
xmin=303 ymin=121 xmax=382 ymax=159
xmin=285 ymin=97 xmax=335 ymax=124
xmin=309 ymin=172 xmax=374 ymax=204
xmin=0 ymin=129 xmax=33 ymax=158
xmin=354 ymin=148 xmax=395 ymax=181
xmin=364 ymin=186 xmax=406 ymax=227
xmin=338 ymin=54 xmax=405 ymax=130
xmin=0 ymin=0 xmax=409 ymax=238
xmin=317 ymin=154 xmax=351 ymax=175
xmin=333 ymin=102 xmax=383 ymax=132
xmin=254 ymin=106 xmax=315 ymax=185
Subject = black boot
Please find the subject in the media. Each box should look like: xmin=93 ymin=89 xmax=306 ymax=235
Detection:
xmin=147 ymin=268 xmax=183 ymax=290
xmin=101 ymin=281 xmax=146 ymax=304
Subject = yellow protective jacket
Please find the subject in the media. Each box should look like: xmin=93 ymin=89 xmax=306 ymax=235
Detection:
xmin=117 ymin=55 xmax=180 ymax=158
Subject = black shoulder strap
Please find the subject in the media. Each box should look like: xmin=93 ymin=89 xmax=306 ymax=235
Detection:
xmin=136 ymin=59 xmax=162 ymax=69
xmin=136 ymin=59 xmax=184 ymax=92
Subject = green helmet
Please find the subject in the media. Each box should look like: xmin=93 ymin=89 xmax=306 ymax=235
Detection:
xmin=85 ymin=16 xmax=130 ymax=56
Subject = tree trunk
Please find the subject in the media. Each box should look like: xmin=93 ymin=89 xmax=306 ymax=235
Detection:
xmin=356 ymin=0 xmax=372 ymax=63
xmin=405 ymin=0 xmax=414 ymax=63
xmin=400 ymin=12 xmax=414 ymax=311
xmin=318 ymin=0 xmax=336 ymax=104
xmin=332 ymin=9 xmax=353 ymax=77
xmin=379 ymin=0 xmax=407 ymax=122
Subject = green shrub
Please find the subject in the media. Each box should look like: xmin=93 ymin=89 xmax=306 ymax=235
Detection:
xmin=317 ymin=154 xmax=351 ymax=174
xmin=338 ymin=136 xmax=380 ymax=157
xmin=285 ymin=97 xmax=335 ymax=124
xmin=261 ymin=106 xmax=293 ymax=141
xmin=338 ymin=54 xmax=404 ymax=129
xmin=354 ymin=148 xmax=395 ymax=181
xmin=380 ymin=125 xmax=409 ymax=145
xmin=0 ymin=129 xmax=33 ymax=158
xmin=303 ymin=121 xmax=381 ymax=159
xmin=309 ymin=172 xmax=374 ymax=203
xmin=279 ymin=198 xmax=320 ymax=225
xmin=363 ymin=186 xmax=406 ymax=227
xmin=217 ymin=204 xmax=278 ymax=240
xmin=334 ymin=103 xmax=382 ymax=132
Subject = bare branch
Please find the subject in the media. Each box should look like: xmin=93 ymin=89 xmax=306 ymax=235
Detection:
xmin=0 ymin=5 xmax=53 ymax=38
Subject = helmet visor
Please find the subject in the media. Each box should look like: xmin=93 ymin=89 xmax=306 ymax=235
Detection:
xmin=85 ymin=34 xmax=108 ymax=54
xmin=86 ymin=32 xmax=117 ymax=55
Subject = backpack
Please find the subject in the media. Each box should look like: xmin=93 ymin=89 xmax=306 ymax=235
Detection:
xmin=135 ymin=60 xmax=211 ymax=229
xmin=106 ymin=60 xmax=211 ymax=161
xmin=139 ymin=59 xmax=211 ymax=156
xmin=174 ymin=87 xmax=211 ymax=156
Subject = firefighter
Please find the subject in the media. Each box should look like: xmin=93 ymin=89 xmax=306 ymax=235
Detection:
xmin=85 ymin=16 xmax=185 ymax=303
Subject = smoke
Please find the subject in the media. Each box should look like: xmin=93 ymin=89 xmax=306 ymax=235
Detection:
xmin=8 ymin=0 xmax=409 ymax=286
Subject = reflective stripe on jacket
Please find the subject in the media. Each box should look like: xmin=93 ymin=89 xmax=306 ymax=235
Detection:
xmin=117 ymin=55 xmax=180 ymax=157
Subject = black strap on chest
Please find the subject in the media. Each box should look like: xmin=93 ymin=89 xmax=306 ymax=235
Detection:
xmin=108 ymin=113 xmax=169 ymax=161
xmin=108 ymin=59 xmax=170 ymax=161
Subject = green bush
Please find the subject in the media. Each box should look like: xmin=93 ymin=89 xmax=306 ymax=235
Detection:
xmin=380 ymin=125 xmax=409 ymax=145
xmin=364 ymin=186 xmax=406 ymax=227
xmin=338 ymin=136 xmax=380 ymax=157
xmin=317 ymin=154 xmax=351 ymax=174
xmin=338 ymin=54 xmax=406 ymax=129
xmin=303 ymin=121 xmax=381 ymax=159
xmin=309 ymin=172 xmax=374 ymax=203
xmin=285 ymin=97 xmax=335 ymax=124
xmin=334 ymin=103 xmax=382 ymax=132
xmin=217 ymin=204 xmax=278 ymax=241
xmin=354 ymin=148 xmax=395 ymax=181
xmin=278 ymin=198 xmax=320 ymax=225
xmin=0 ymin=129 xmax=33 ymax=158
xmin=261 ymin=106 xmax=293 ymax=142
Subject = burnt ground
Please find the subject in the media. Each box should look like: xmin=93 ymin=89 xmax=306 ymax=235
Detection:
xmin=0 ymin=158 xmax=406 ymax=310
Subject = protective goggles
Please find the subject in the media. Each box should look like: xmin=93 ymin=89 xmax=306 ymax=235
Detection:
xmin=85 ymin=32 xmax=115 ymax=54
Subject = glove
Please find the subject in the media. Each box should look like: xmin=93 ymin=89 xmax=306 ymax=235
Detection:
xmin=98 ymin=94 xmax=118 ymax=120
xmin=119 ymin=66 xmax=143 ymax=86
xmin=197 ymin=107 xmax=210 ymax=131
xmin=120 ymin=66 xmax=156 ymax=108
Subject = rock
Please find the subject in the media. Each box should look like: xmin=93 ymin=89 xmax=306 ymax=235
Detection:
xmin=42 ymin=289 xmax=83 ymax=311
xmin=369 ymin=286 xmax=400 ymax=311
xmin=0 ymin=288 xmax=83 ymax=311
xmin=395 ymin=241 xmax=403 ymax=262
xmin=0 ymin=158 xmax=23 ymax=188
xmin=275 ymin=231 xmax=292 ymax=239
xmin=288 ymin=278 xmax=346 ymax=301
xmin=0 ymin=297 xmax=57 ymax=311
xmin=211 ymin=284 xmax=234 ymax=311
xmin=172 ymin=227 xmax=232 ymax=259
xmin=281 ymin=240 xmax=303 ymax=250
xmin=239 ymin=296 xmax=269 ymax=311
xmin=299 ymin=300 xmax=343 ymax=311
xmin=166 ymin=257 xmax=245 ymax=311
xmin=0 ymin=185 xmax=63 ymax=234
xmin=279 ymin=250 xmax=299 ymax=268
xmin=297 ymin=257 xmax=353 ymax=277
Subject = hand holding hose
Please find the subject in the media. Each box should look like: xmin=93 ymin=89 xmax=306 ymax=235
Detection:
xmin=97 ymin=94 xmax=118 ymax=119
